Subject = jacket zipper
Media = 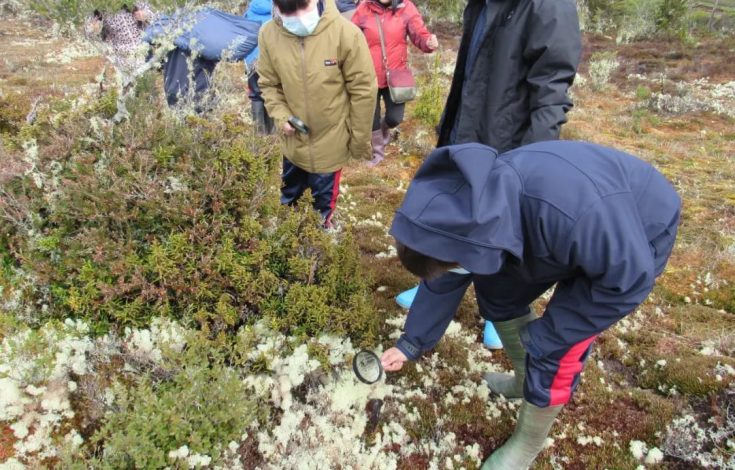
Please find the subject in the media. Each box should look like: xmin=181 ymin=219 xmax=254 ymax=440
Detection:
xmin=300 ymin=37 xmax=315 ymax=173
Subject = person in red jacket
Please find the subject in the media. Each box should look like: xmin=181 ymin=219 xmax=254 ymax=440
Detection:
xmin=352 ymin=0 xmax=438 ymax=166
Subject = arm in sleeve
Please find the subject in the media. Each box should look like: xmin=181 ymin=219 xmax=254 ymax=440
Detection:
xmin=396 ymin=274 xmax=473 ymax=360
xmin=350 ymin=4 xmax=363 ymax=28
xmin=256 ymin=30 xmax=292 ymax=129
xmin=342 ymin=28 xmax=378 ymax=160
xmin=239 ymin=20 xmax=262 ymax=62
xmin=521 ymin=195 xmax=656 ymax=358
xmin=520 ymin=0 xmax=581 ymax=145
xmin=403 ymin=2 xmax=433 ymax=53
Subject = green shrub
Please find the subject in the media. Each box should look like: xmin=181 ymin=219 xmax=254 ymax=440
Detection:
xmin=0 ymin=93 xmax=30 ymax=136
xmin=419 ymin=0 xmax=465 ymax=23
xmin=413 ymin=53 xmax=446 ymax=130
xmin=0 ymin=70 xmax=378 ymax=345
xmin=581 ymin=0 xmax=693 ymax=41
xmin=85 ymin=336 xmax=256 ymax=468
xmin=655 ymin=0 xmax=691 ymax=38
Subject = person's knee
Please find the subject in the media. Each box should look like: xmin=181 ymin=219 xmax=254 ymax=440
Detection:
xmin=384 ymin=114 xmax=402 ymax=129
xmin=481 ymin=306 xmax=532 ymax=323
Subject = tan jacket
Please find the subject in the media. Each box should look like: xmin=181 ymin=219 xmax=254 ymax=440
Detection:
xmin=258 ymin=0 xmax=377 ymax=173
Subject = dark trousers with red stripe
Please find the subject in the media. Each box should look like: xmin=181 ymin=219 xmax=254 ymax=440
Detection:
xmin=410 ymin=270 xmax=600 ymax=408
xmin=281 ymin=158 xmax=341 ymax=227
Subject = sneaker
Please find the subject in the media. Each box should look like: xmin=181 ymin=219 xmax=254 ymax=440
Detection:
xmin=395 ymin=285 xmax=419 ymax=309
xmin=483 ymin=321 xmax=504 ymax=349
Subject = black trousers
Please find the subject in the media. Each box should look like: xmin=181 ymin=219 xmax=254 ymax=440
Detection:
xmin=162 ymin=48 xmax=217 ymax=110
xmin=281 ymin=158 xmax=341 ymax=227
xmin=372 ymin=87 xmax=405 ymax=131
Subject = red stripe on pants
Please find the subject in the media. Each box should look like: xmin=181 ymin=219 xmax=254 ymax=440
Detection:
xmin=549 ymin=335 xmax=597 ymax=406
xmin=324 ymin=169 xmax=342 ymax=228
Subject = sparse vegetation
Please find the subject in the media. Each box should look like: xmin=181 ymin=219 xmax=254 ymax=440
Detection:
xmin=588 ymin=51 xmax=620 ymax=90
xmin=27 ymin=0 xmax=245 ymax=27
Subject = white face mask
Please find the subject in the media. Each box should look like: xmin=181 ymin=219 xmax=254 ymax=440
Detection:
xmin=281 ymin=5 xmax=321 ymax=37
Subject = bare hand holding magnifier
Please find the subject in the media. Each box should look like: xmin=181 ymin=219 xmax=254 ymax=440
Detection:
xmin=380 ymin=347 xmax=408 ymax=372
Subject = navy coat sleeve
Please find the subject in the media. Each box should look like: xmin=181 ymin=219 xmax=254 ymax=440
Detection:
xmin=520 ymin=0 xmax=581 ymax=146
xmin=522 ymin=194 xmax=656 ymax=358
xmin=396 ymin=274 xmax=473 ymax=360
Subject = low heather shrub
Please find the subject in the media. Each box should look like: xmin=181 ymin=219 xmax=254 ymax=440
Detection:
xmin=0 ymin=70 xmax=378 ymax=346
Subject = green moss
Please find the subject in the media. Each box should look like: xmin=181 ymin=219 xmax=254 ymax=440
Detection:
xmin=641 ymin=355 xmax=735 ymax=396
xmin=635 ymin=85 xmax=653 ymax=100
xmin=668 ymin=304 xmax=735 ymax=340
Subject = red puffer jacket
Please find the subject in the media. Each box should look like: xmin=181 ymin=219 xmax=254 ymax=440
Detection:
xmin=351 ymin=0 xmax=433 ymax=89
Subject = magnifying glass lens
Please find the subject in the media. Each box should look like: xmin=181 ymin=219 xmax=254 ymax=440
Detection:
xmin=353 ymin=350 xmax=383 ymax=384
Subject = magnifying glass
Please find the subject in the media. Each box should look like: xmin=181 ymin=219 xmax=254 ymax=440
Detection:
xmin=353 ymin=349 xmax=384 ymax=384
xmin=288 ymin=116 xmax=310 ymax=134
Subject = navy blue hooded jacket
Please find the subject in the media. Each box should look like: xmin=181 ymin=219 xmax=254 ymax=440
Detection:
xmin=390 ymin=141 xmax=681 ymax=358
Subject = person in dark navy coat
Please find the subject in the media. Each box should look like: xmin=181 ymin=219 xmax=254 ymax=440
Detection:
xmin=382 ymin=140 xmax=681 ymax=468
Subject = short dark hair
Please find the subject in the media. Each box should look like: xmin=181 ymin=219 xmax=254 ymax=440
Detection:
xmin=396 ymin=241 xmax=458 ymax=280
xmin=273 ymin=0 xmax=311 ymax=14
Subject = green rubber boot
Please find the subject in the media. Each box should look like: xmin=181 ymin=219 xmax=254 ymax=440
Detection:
xmin=483 ymin=312 xmax=536 ymax=398
xmin=481 ymin=400 xmax=562 ymax=470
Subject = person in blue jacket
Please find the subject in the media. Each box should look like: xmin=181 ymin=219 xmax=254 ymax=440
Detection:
xmin=142 ymin=7 xmax=261 ymax=111
xmin=381 ymin=141 xmax=681 ymax=468
xmin=243 ymin=0 xmax=274 ymax=134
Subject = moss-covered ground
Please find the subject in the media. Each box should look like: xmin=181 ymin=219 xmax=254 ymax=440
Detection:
xmin=1 ymin=11 xmax=733 ymax=470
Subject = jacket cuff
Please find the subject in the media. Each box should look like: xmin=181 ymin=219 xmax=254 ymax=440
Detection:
xmin=396 ymin=335 xmax=422 ymax=361
xmin=349 ymin=140 xmax=371 ymax=160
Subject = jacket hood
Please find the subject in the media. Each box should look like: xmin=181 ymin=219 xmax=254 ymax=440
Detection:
xmin=247 ymin=0 xmax=273 ymax=17
xmin=366 ymin=0 xmax=405 ymax=13
xmin=389 ymin=143 xmax=524 ymax=275
xmin=273 ymin=0 xmax=339 ymax=36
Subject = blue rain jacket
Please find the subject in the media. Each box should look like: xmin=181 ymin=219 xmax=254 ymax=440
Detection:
xmin=390 ymin=141 xmax=681 ymax=358
xmin=144 ymin=8 xmax=261 ymax=62
xmin=243 ymin=0 xmax=272 ymax=67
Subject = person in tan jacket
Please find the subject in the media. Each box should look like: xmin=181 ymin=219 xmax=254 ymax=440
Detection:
xmin=258 ymin=0 xmax=377 ymax=227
